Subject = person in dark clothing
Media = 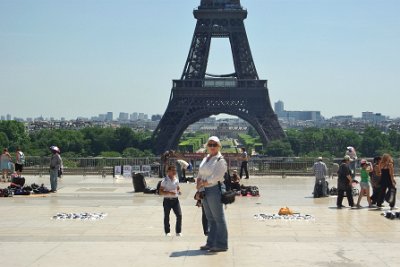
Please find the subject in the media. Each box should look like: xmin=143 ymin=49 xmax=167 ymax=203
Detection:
xmin=337 ymin=156 xmax=354 ymax=208
xmin=377 ymin=154 xmax=397 ymax=209
xmin=370 ymin=156 xmax=381 ymax=205
xmin=239 ymin=147 xmax=249 ymax=179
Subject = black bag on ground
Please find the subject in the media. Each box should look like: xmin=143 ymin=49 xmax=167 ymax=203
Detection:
xmin=11 ymin=177 xmax=25 ymax=187
xmin=132 ymin=173 xmax=146 ymax=192
xmin=143 ymin=187 xmax=157 ymax=194
xmin=0 ymin=188 xmax=13 ymax=197
xmin=314 ymin=182 xmax=323 ymax=198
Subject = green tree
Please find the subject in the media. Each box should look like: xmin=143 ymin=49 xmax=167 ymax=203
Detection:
xmin=360 ymin=127 xmax=390 ymax=157
xmin=263 ymin=140 xmax=294 ymax=157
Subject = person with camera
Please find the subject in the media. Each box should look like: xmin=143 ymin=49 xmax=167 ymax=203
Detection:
xmin=160 ymin=165 xmax=182 ymax=236
xmin=197 ymin=136 xmax=228 ymax=252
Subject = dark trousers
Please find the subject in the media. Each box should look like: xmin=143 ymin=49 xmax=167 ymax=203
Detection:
xmin=163 ymin=198 xmax=182 ymax=234
xmin=337 ymin=188 xmax=354 ymax=207
xmin=240 ymin=161 xmax=249 ymax=179
xmin=378 ymin=184 xmax=396 ymax=208
xmin=201 ymin=205 xmax=209 ymax=235
xmin=371 ymin=186 xmax=380 ymax=204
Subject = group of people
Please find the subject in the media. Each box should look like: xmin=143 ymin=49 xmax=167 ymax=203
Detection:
xmin=313 ymin=147 xmax=397 ymax=210
xmin=0 ymin=146 xmax=62 ymax=193
xmin=159 ymin=136 xmax=229 ymax=253
xmin=0 ymin=148 xmax=25 ymax=182
xmin=337 ymin=153 xmax=397 ymax=209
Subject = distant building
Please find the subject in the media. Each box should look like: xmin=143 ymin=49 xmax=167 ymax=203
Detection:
xmin=118 ymin=112 xmax=129 ymax=121
xmin=106 ymin=112 xmax=113 ymax=122
xmin=138 ymin=113 xmax=145 ymax=120
xmin=274 ymin=101 xmax=322 ymax=122
xmin=151 ymin=114 xmax=162 ymax=121
xmin=6 ymin=114 xmax=11 ymax=121
xmin=362 ymin=112 xmax=387 ymax=123
xmin=331 ymin=115 xmax=354 ymax=122
xmin=99 ymin=114 xmax=106 ymax=121
xmin=1 ymin=115 xmax=5 ymax=120
xmin=274 ymin=100 xmax=284 ymax=116
xmin=131 ymin=112 xmax=138 ymax=121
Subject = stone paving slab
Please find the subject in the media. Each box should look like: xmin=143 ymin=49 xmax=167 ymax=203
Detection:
xmin=0 ymin=175 xmax=399 ymax=267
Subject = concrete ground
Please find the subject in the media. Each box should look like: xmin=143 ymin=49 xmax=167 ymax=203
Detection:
xmin=0 ymin=174 xmax=399 ymax=267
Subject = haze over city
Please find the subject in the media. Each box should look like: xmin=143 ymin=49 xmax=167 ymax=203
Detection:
xmin=1 ymin=0 xmax=399 ymax=119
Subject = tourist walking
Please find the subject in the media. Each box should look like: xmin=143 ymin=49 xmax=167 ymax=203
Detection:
xmin=377 ymin=154 xmax=397 ymax=209
xmin=160 ymin=165 xmax=182 ymax=236
xmin=370 ymin=156 xmax=381 ymax=205
xmin=49 ymin=146 xmax=62 ymax=193
xmin=1 ymin=148 xmax=12 ymax=182
xmin=337 ymin=156 xmax=354 ymax=208
xmin=312 ymin=157 xmax=328 ymax=197
xmin=356 ymin=159 xmax=373 ymax=208
xmin=15 ymin=148 xmax=25 ymax=176
xmin=239 ymin=147 xmax=249 ymax=179
xmin=197 ymin=136 xmax=228 ymax=252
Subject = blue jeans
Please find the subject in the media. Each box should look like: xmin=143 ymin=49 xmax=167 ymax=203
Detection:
xmin=203 ymin=185 xmax=228 ymax=249
xmin=50 ymin=169 xmax=58 ymax=191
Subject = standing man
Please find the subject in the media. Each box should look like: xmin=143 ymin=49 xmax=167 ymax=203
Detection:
xmin=337 ymin=155 xmax=354 ymax=208
xmin=312 ymin=157 xmax=328 ymax=197
xmin=15 ymin=148 xmax=25 ymax=177
xmin=239 ymin=147 xmax=249 ymax=179
xmin=160 ymin=165 xmax=182 ymax=236
xmin=49 ymin=146 xmax=62 ymax=193
xmin=345 ymin=146 xmax=357 ymax=180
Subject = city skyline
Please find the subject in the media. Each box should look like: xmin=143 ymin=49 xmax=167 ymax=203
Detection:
xmin=1 ymin=0 xmax=399 ymax=119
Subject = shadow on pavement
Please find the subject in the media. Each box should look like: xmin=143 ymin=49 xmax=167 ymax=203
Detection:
xmin=170 ymin=250 xmax=212 ymax=257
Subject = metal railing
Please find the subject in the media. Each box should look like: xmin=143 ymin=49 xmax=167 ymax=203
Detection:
xmin=17 ymin=156 xmax=397 ymax=178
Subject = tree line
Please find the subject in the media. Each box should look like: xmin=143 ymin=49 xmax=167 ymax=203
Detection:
xmin=1 ymin=121 xmax=400 ymax=158
xmin=0 ymin=121 xmax=154 ymax=158
xmin=262 ymin=127 xmax=400 ymax=158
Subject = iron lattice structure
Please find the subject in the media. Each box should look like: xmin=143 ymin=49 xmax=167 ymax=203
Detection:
xmin=153 ymin=0 xmax=285 ymax=153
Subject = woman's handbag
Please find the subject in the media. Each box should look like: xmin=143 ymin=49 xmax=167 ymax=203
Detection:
xmin=218 ymin=182 xmax=236 ymax=205
xmin=385 ymin=187 xmax=397 ymax=205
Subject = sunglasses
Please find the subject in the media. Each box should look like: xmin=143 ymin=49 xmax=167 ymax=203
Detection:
xmin=207 ymin=143 xmax=219 ymax=147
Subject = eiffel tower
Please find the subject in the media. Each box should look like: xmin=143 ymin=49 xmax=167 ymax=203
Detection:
xmin=152 ymin=0 xmax=285 ymax=153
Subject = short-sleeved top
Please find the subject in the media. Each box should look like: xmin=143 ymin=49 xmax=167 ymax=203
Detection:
xmin=160 ymin=176 xmax=179 ymax=198
xmin=337 ymin=162 xmax=352 ymax=190
xmin=198 ymin=152 xmax=227 ymax=187
xmin=241 ymin=151 xmax=248 ymax=162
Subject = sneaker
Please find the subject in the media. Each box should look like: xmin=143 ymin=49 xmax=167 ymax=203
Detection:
xmin=176 ymin=233 xmax=183 ymax=237
xmin=356 ymin=205 xmax=362 ymax=209
xmin=165 ymin=233 xmax=171 ymax=237
xmin=200 ymin=245 xmax=210 ymax=250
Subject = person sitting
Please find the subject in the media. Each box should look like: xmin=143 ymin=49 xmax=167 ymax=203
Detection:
xmin=231 ymin=170 xmax=241 ymax=191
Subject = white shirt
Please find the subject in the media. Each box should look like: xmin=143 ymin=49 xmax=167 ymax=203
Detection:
xmin=198 ymin=152 xmax=227 ymax=187
xmin=177 ymin=160 xmax=189 ymax=169
xmin=160 ymin=176 xmax=179 ymax=198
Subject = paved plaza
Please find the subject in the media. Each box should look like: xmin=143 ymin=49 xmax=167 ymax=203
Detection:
xmin=0 ymin=174 xmax=399 ymax=267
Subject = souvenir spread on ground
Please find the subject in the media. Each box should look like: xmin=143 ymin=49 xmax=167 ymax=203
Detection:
xmin=254 ymin=213 xmax=315 ymax=221
xmin=52 ymin=212 xmax=108 ymax=221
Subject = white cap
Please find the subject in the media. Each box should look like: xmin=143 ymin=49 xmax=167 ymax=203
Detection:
xmin=207 ymin=136 xmax=221 ymax=146
xmin=318 ymin=157 xmax=323 ymax=161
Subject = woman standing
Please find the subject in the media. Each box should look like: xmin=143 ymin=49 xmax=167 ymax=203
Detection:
xmin=377 ymin=154 xmax=397 ymax=209
xmin=1 ymin=148 xmax=12 ymax=182
xmin=197 ymin=136 xmax=228 ymax=252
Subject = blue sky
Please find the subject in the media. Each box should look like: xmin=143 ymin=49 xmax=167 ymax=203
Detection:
xmin=1 ymin=0 xmax=399 ymax=119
